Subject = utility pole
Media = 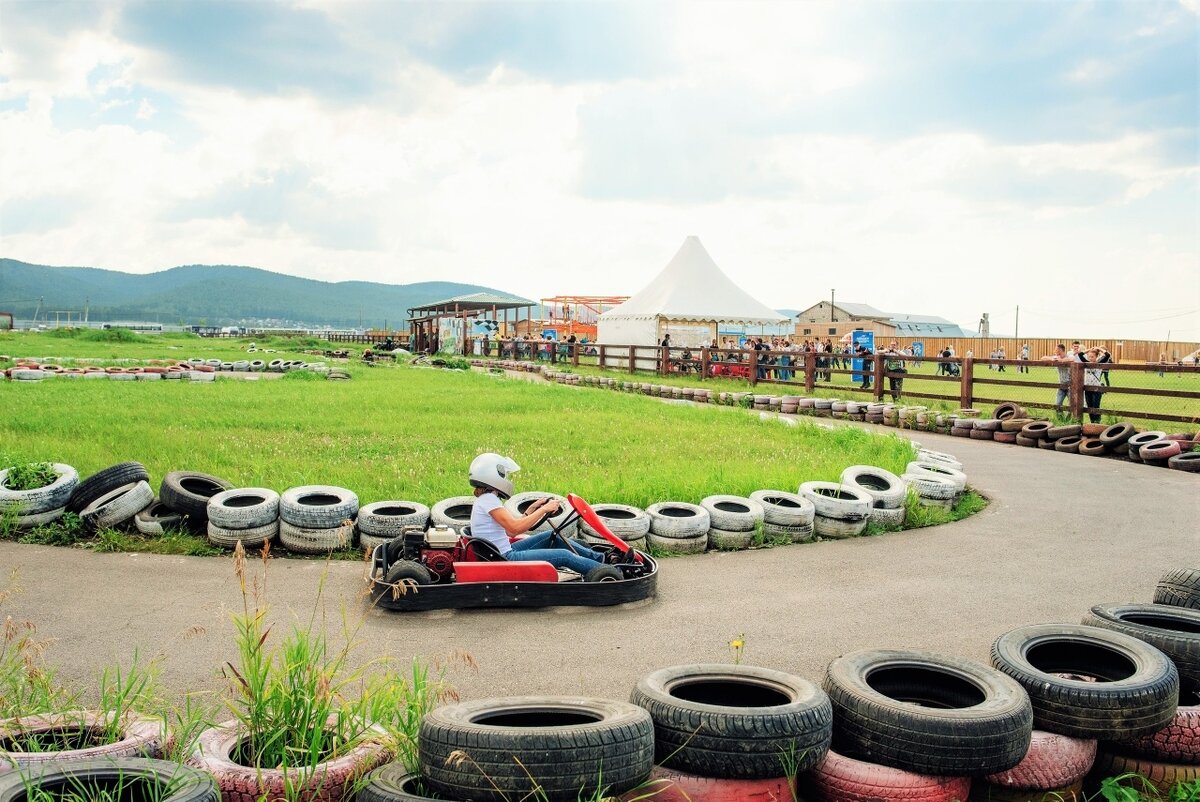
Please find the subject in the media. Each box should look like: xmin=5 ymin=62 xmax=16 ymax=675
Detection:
xmin=1014 ymin=305 xmax=1019 ymax=341
xmin=830 ymin=289 xmax=835 ymax=322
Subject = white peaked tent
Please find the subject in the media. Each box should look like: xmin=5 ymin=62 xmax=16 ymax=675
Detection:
xmin=597 ymin=236 xmax=788 ymax=347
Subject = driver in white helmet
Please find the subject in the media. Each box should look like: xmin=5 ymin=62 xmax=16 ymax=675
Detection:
xmin=467 ymin=453 xmax=616 ymax=579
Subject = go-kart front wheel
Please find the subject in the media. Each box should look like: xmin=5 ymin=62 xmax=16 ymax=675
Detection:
xmin=585 ymin=565 xmax=623 ymax=582
xmin=379 ymin=560 xmax=434 ymax=598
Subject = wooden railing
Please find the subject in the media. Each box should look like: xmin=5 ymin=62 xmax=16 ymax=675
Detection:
xmin=478 ymin=340 xmax=1200 ymax=425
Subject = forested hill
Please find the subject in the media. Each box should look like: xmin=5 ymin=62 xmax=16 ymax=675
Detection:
xmin=0 ymin=259 xmax=521 ymax=328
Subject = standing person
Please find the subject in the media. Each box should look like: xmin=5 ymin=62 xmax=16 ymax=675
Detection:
xmin=1157 ymin=352 xmax=1166 ymax=378
xmin=1079 ymin=347 xmax=1110 ymax=423
xmin=753 ymin=337 xmax=771 ymax=380
xmin=856 ymin=343 xmax=873 ymax=389
xmin=1019 ymin=343 xmax=1030 ymax=373
xmin=1040 ymin=343 xmax=1078 ymax=412
xmin=996 ymin=346 xmax=1006 ymax=372
xmin=880 ymin=341 xmax=906 ymax=401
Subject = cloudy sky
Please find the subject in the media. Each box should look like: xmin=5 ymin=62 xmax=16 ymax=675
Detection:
xmin=0 ymin=0 xmax=1196 ymax=339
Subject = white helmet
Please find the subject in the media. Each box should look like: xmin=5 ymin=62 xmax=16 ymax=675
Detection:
xmin=469 ymin=453 xmax=521 ymax=499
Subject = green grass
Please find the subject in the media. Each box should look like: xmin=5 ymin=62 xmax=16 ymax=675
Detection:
xmin=0 ymin=330 xmax=321 ymax=364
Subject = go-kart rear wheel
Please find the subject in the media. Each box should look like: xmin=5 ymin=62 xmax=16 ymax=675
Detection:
xmin=585 ymin=565 xmax=623 ymax=582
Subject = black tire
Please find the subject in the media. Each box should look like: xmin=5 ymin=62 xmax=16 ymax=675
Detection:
xmin=385 ymin=560 xmax=433 ymax=586
xmin=1100 ymin=422 xmax=1136 ymax=445
xmin=990 ymin=623 xmax=1179 ymax=739
xmin=419 ymin=696 xmax=654 ymax=801
xmin=0 ymin=758 xmax=218 ymax=802
xmin=357 ymin=764 xmax=444 ymax=802
xmin=823 ymin=648 xmax=1032 ymax=776
xmin=1169 ymin=452 xmax=1200 ymax=472
xmin=584 ymin=565 xmax=623 ymax=582
xmin=631 ymin=663 xmax=831 ymax=779
xmin=160 ymin=471 xmax=234 ymax=520
xmin=1155 ymin=568 xmax=1200 ymax=611
xmin=1082 ymin=603 xmax=1200 ymax=692
xmin=67 ymin=462 xmax=150 ymax=513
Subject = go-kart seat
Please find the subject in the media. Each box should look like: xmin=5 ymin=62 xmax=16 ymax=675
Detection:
xmin=465 ymin=538 xmax=507 ymax=562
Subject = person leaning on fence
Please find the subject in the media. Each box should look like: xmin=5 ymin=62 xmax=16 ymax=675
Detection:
xmin=1041 ymin=343 xmax=1079 ymax=412
xmin=1078 ymin=346 xmax=1110 ymax=423
xmin=856 ymin=343 xmax=874 ymax=390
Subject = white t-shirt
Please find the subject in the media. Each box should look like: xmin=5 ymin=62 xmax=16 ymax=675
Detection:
xmin=469 ymin=493 xmax=512 ymax=556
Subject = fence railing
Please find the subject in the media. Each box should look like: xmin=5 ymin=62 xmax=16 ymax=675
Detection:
xmin=477 ymin=340 xmax=1200 ymax=425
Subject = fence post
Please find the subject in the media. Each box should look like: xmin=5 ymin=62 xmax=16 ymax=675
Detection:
xmin=959 ymin=358 xmax=973 ymax=409
xmin=1069 ymin=361 xmax=1084 ymax=421
xmin=599 ymin=344 xmax=607 ymax=370
xmin=572 ymin=344 xmax=579 ymax=368
xmin=749 ymin=349 xmax=759 ymax=387
xmin=804 ymin=353 xmax=815 ymax=393
xmin=873 ymin=355 xmax=885 ymax=401
xmin=660 ymin=346 xmax=668 ymax=376
xmin=700 ymin=347 xmax=710 ymax=381
xmin=628 ymin=345 xmax=636 ymax=375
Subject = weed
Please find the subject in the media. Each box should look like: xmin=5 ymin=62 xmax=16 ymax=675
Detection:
xmin=729 ymin=633 xmax=746 ymax=665
xmin=0 ymin=569 xmax=76 ymax=718
xmin=1 ymin=463 xmax=58 ymax=492
xmin=18 ymin=513 xmax=82 ymax=547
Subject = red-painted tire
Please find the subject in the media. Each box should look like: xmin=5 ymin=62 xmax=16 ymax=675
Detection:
xmin=620 ymin=766 xmax=794 ymax=802
xmin=803 ymin=749 xmax=971 ymax=802
xmin=1089 ymin=750 xmax=1200 ymax=794
xmin=1141 ymin=440 xmax=1183 ymax=460
xmin=984 ymin=730 xmax=1096 ymax=789
xmin=969 ymin=779 xmax=1082 ymax=801
xmin=0 ymin=711 xmax=165 ymax=767
xmin=188 ymin=720 xmax=390 ymax=802
xmin=1114 ymin=703 xmax=1200 ymax=765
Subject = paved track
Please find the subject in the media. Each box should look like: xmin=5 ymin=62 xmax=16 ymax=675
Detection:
xmin=2 ymin=426 xmax=1196 ymax=704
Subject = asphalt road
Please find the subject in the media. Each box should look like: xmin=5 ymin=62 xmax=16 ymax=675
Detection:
xmin=2 ymin=425 xmax=1196 ymax=706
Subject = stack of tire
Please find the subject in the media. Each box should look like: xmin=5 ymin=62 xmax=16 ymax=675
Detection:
xmin=700 ymin=495 xmax=764 ymax=550
xmin=988 ymin=622 xmax=1183 ymax=798
xmin=805 ymin=648 xmax=1034 ymax=802
xmin=0 ymin=463 xmax=79 ymax=530
xmin=505 ymin=492 xmax=575 ymax=536
xmin=278 ymin=485 xmax=358 ymax=553
xmin=839 ymin=466 xmax=907 ymax=528
xmin=750 ymin=489 xmax=815 ymax=542
xmin=1074 ymin=570 xmax=1200 ymax=791
xmin=951 ymin=416 xmax=974 ymax=438
xmin=356 ymin=501 xmax=430 ymax=553
xmin=969 ymin=418 xmax=1000 ymax=441
xmin=415 ymin=695 xmax=655 ymax=802
xmin=579 ymin=504 xmax=650 ymax=551
xmin=159 ymin=471 xmax=233 ymax=530
xmin=647 ymin=502 xmax=710 ymax=554
xmin=902 ymin=457 xmax=966 ymax=510
xmin=206 ymin=488 xmax=281 ymax=549
xmin=1128 ymin=430 xmax=1200 ymax=471
xmin=798 ymin=481 xmax=872 ymax=538
xmin=631 ymin=664 xmax=832 ymax=799
xmin=70 ymin=462 xmax=157 ymax=532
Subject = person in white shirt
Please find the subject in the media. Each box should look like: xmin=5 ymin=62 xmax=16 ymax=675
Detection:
xmin=467 ymin=453 xmax=614 ymax=578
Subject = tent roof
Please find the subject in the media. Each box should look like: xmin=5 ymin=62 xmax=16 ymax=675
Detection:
xmin=599 ymin=237 xmax=788 ymax=325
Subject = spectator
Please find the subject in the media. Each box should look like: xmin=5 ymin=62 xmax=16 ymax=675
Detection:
xmin=1040 ymin=343 xmax=1078 ymax=412
xmin=1157 ymin=351 xmax=1167 ymax=378
xmin=855 ymin=343 xmax=873 ymax=389
xmin=880 ymin=340 xmax=906 ymax=401
xmin=1079 ymin=346 xmax=1110 ymax=423
xmin=996 ymin=346 xmax=1006 ymax=373
xmin=1019 ymin=343 xmax=1030 ymax=373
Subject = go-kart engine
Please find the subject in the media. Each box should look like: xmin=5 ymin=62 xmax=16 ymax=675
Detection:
xmin=423 ymin=550 xmax=455 ymax=580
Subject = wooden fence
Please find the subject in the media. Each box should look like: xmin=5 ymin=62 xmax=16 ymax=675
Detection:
xmin=479 ymin=341 xmax=1200 ymax=425
xmin=876 ymin=337 xmax=1198 ymax=365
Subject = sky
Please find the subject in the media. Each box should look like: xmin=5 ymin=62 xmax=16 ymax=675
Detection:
xmin=0 ymin=0 xmax=1196 ymax=341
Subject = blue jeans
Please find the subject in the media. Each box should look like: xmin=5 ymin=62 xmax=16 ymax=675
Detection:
xmin=1055 ymin=387 xmax=1068 ymax=408
xmin=507 ymin=531 xmax=605 ymax=574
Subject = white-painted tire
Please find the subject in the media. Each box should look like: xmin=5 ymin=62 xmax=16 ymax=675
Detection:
xmin=81 ymin=480 xmax=155 ymax=531
xmin=700 ymin=495 xmax=764 ymax=532
xmin=814 ymin=515 xmax=869 ymax=538
xmin=279 ymin=485 xmax=359 ymax=528
xmin=208 ymin=519 xmax=279 ymax=549
xmin=357 ymin=500 xmax=430 ymax=536
xmin=798 ymin=482 xmax=871 ymax=521
xmin=0 ymin=463 xmax=79 ymax=515
xmin=905 ymin=461 xmax=967 ymax=492
xmin=505 ymin=491 xmax=574 ymax=535
xmin=134 ymin=500 xmax=185 ymax=535
xmin=708 ymin=527 xmax=756 ymax=550
xmin=208 ymin=488 xmax=281 ymax=530
xmin=579 ymin=504 xmax=651 ymax=540
xmin=749 ymin=490 xmax=815 ymax=527
xmin=430 ymin=496 xmax=475 ymax=529
xmin=902 ymin=473 xmax=958 ymax=501
xmin=870 ymin=506 xmax=906 ymax=528
xmin=648 ymin=532 xmax=707 ymax=555
xmin=14 ymin=506 xmax=65 ymax=530
xmin=647 ymin=502 xmax=710 ymax=539
xmin=763 ymin=521 xmax=815 ymax=543
xmin=915 ymin=449 xmax=964 ymax=472
xmin=279 ymin=520 xmax=354 ymax=553
xmin=839 ymin=466 xmax=906 ymax=510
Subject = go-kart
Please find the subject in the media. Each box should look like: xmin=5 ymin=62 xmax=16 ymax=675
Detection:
xmin=369 ymin=493 xmax=658 ymax=612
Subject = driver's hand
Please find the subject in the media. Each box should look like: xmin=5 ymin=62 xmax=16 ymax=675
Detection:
xmin=543 ymin=501 xmax=561 ymax=515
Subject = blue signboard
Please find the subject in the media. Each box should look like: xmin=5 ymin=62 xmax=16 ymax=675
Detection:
xmin=851 ymin=331 xmax=875 ymax=383
xmin=911 ymin=341 xmax=925 ymax=357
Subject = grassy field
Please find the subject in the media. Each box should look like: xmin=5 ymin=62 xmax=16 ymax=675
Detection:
xmin=554 ymin=353 xmax=1200 ymax=429
xmin=0 ymin=328 xmax=322 ymax=362
xmin=0 ymin=330 xmax=989 ymax=556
